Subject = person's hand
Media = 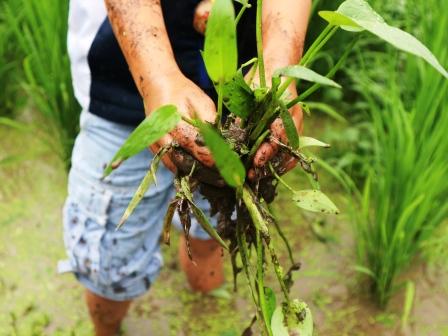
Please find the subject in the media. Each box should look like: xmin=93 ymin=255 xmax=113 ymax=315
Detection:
xmin=142 ymin=69 xmax=217 ymax=173
xmin=247 ymin=68 xmax=303 ymax=180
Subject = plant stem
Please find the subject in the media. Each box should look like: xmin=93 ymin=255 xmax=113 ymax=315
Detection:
xmin=242 ymin=185 xmax=291 ymax=306
xmin=269 ymin=205 xmax=295 ymax=265
xmin=235 ymin=3 xmax=251 ymax=26
xmin=276 ymin=24 xmax=338 ymax=99
xmin=286 ymin=37 xmax=357 ymax=108
xmin=256 ymin=0 xmax=266 ymax=88
xmin=301 ymin=24 xmax=337 ymax=66
xmin=257 ymin=230 xmax=272 ymax=336
xmin=236 ymin=211 xmax=262 ymax=319
xmin=269 ymin=163 xmax=295 ymax=193
xmin=181 ymin=115 xmax=196 ymax=126
xmin=247 ymin=129 xmax=270 ymax=167
xmin=217 ymin=79 xmax=224 ymax=129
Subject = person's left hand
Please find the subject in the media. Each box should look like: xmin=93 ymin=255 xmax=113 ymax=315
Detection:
xmin=246 ymin=69 xmax=303 ymax=180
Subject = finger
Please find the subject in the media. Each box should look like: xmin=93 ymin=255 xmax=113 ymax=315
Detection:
xmin=150 ymin=134 xmax=177 ymax=173
xmin=171 ymin=121 xmax=215 ymax=167
xmin=188 ymin=93 xmax=216 ymax=123
xmin=253 ymin=142 xmax=277 ymax=167
xmin=278 ymin=156 xmax=298 ymax=175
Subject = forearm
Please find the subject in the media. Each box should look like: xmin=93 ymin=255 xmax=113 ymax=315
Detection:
xmin=262 ymin=0 xmax=311 ymax=72
xmin=104 ymin=0 xmax=179 ymax=100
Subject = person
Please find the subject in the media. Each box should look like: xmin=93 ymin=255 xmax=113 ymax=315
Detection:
xmin=61 ymin=0 xmax=310 ymax=334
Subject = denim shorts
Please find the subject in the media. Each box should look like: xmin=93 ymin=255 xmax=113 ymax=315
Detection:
xmin=58 ymin=111 xmax=216 ymax=301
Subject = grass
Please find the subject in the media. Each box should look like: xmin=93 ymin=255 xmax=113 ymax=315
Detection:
xmin=2 ymin=0 xmax=79 ymax=166
xmin=349 ymin=0 xmax=448 ymax=307
xmin=0 ymin=0 xmax=23 ymax=116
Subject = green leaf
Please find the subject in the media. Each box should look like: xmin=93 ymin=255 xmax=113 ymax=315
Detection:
xmin=274 ymin=65 xmax=341 ymax=88
xmin=318 ymin=11 xmax=363 ymax=32
xmin=197 ymin=122 xmax=246 ymax=188
xmin=203 ymin=0 xmax=238 ymax=82
xmin=319 ymin=0 xmax=448 ymax=78
xmin=103 ymin=105 xmax=180 ymax=177
xmin=116 ymin=146 xmax=169 ymax=229
xmin=287 ymin=301 xmax=314 ymax=336
xmin=305 ymin=102 xmax=348 ymax=123
xmin=293 ymin=190 xmax=340 ymax=214
xmin=180 ymin=177 xmax=229 ymax=250
xmin=190 ymin=197 xmax=229 ymax=250
xmin=209 ymin=286 xmax=232 ymax=300
xmin=352 ymin=264 xmax=376 ymax=279
xmin=271 ymin=306 xmax=289 ymax=336
xmin=401 ymin=281 xmax=415 ymax=330
xmin=222 ymin=70 xmax=255 ymax=119
xmin=299 ymin=136 xmax=330 ymax=149
xmin=279 ymin=106 xmax=300 ymax=149
xmin=264 ymin=287 xmax=277 ymax=324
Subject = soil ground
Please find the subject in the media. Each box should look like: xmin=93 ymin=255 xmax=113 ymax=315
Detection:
xmin=1 ymin=125 xmax=447 ymax=336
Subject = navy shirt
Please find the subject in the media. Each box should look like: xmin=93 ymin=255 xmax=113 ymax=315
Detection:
xmin=68 ymin=1 xmax=256 ymax=126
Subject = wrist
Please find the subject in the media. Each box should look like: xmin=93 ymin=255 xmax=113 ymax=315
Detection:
xmin=140 ymin=67 xmax=183 ymax=100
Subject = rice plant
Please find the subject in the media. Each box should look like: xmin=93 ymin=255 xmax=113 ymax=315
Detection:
xmin=0 ymin=1 xmax=23 ymax=116
xmin=2 ymin=0 xmax=79 ymax=166
xmin=350 ymin=0 xmax=448 ymax=306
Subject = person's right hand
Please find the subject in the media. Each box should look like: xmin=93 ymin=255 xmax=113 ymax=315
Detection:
xmin=142 ymin=69 xmax=217 ymax=173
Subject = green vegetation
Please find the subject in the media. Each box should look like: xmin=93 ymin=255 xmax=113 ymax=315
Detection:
xmin=2 ymin=0 xmax=79 ymax=165
xmin=1 ymin=0 xmax=447 ymax=334
xmin=104 ymin=0 xmax=447 ymax=333
xmin=348 ymin=0 xmax=448 ymax=307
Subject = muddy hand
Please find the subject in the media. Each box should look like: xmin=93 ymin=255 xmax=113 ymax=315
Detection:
xmin=247 ymin=73 xmax=304 ymax=180
xmin=143 ymin=70 xmax=217 ymax=173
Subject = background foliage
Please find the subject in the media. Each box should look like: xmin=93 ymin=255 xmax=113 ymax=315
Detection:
xmin=0 ymin=0 xmax=447 ymax=332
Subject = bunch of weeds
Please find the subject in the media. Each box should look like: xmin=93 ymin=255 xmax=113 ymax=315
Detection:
xmin=348 ymin=0 xmax=448 ymax=307
xmin=102 ymin=0 xmax=447 ymax=334
xmin=1 ymin=0 xmax=80 ymax=167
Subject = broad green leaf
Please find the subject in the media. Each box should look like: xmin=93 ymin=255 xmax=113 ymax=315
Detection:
xmin=299 ymin=136 xmax=330 ymax=149
xmin=319 ymin=0 xmax=448 ymax=78
xmin=274 ymin=65 xmax=341 ymax=88
xmin=203 ymin=0 xmax=238 ymax=82
xmin=293 ymin=190 xmax=340 ymax=214
xmin=222 ymin=70 xmax=255 ymax=119
xmin=318 ymin=11 xmax=363 ymax=32
xmin=264 ymin=287 xmax=277 ymax=324
xmin=287 ymin=301 xmax=313 ymax=336
xmin=103 ymin=105 xmax=180 ymax=176
xmin=197 ymin=122 xmax=246 ymax=188
xmin=272 ymin=301 xmax=314 ymax=336
xmin=271 ymin=306 xmax=289 ymax=336
xmin=279 ymin=106 xmax=300 ymax=149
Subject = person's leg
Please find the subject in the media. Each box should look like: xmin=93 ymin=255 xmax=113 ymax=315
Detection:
xmin=85 ymin=290 xmax=131 ymax=336
xmin=62 ymin=111 xmax=174 ymax=335
xmin=178 ymin=236 xmax=225 ymax=293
